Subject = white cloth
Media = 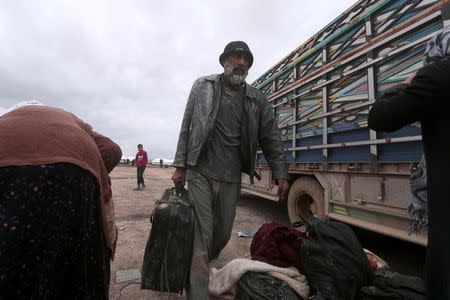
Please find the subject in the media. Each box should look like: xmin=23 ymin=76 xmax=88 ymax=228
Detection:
xmin=364 ymin=248 xmax=389 ymax=270
xmin=0 ymin=100 xmax=45 ymax=117
xmin=209 ymin=258 xmax=309 ymax=300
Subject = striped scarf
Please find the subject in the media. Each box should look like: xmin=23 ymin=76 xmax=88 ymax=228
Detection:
xmin=406 ymin=27 xmax=450 ymax=235
xmin=423 ymin=26 xmax=450 ymax=65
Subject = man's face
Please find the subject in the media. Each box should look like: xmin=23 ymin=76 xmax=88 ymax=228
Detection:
xmin=223 ymin=52 xmax=250 ymax=86
xmin=138 ymin=146 xmax=143 ymax=151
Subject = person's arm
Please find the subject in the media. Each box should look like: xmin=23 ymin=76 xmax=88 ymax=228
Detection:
xmin=143 ymin=151 xmax=148 ymax=165
xmin=172 ymin=80 xmax=199 ymax=185
xmin=92 ymin=131 xmax=122 ymax=173
xmin=74 ymin=115 xmax=122 ymax=173
xmin=257 ymin=93 xmax=290 ymax=200
xmin=368 ymin=62 xmax=447 ymax=132
xmin=173 ymin=80 xmax=198 ymax=169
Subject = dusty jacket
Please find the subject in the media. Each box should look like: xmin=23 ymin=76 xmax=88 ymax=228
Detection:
xmin=174 ymin=74 xmax=289 ymax=182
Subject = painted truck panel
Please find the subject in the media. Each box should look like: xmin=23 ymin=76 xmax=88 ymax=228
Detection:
xmin=242 ymin=0 xmax=450 ymax=245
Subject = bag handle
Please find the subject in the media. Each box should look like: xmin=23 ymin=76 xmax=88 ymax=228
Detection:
xmin=175 ymin=181 xmax=184 ymax=194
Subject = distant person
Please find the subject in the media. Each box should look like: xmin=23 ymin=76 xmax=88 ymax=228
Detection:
xmin=0 ymin=102 xmax=122 ymax=299
xmin=172 ymin=41 xmax=289 ymax=299
xmin=135 ymin=144 xmax=148 ymax=190
xmin=160 ymin=158 xmax=163 ymax=168
xmin=368 ymin=27 xmax=450 ymax=300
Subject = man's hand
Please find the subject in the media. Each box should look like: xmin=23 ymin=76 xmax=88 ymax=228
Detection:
xmin=276 ymin=178 xmax=290 ymax=201
xmin=172 ymin=167 xmax=186 ymax=187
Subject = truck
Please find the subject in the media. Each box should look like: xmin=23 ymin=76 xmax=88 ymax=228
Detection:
xmin=242 ymin=0 xmax=450 ymax=246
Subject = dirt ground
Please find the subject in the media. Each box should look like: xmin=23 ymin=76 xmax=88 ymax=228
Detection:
xmin=109 ymin=165 xmax=289 ymax=300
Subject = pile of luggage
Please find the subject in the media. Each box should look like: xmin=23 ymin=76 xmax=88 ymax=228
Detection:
xmin=139 ymin=184 xmax=426 ymax=299
xmin=235 ymin=218 xmax=426 ymax=300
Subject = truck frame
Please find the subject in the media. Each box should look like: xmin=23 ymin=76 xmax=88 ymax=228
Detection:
xmin=242 ymin=0 xmax=450 ymax=246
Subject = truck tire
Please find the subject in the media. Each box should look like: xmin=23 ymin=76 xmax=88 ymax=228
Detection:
xmin=287 ymin=177 xmax=325 ymax=224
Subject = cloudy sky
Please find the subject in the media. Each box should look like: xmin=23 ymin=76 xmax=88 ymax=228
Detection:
xmin=0 ymin=0 xmax=355 ymax=159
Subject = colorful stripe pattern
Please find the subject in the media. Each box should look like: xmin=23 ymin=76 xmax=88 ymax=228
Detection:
xmin=255 ymin=0 xmax=444 ymax=163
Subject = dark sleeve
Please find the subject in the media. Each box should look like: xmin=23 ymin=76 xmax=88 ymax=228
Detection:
xmin=258 ymin=93 xmax=290 ymax=180
xmin=368 ymin=62 xmax=447 ymax=132
xmin=92 ymin=131 xmax=122 ymax=173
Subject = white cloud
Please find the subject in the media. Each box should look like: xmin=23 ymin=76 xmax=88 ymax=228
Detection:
xmin=0 ymin=0 xmax=355 ymax=158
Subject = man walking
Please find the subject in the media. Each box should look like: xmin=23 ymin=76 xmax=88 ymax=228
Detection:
xmin=134 ymin=144 xmax=148 ymax=190
xmin=172 ymin=41 xmax=289 ymax=299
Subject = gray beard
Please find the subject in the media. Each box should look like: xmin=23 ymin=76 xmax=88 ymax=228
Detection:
xmin=223 ymin=63 xmax=248 ymax=86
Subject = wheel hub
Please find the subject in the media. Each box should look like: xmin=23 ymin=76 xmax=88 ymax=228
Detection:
xmin=296 ymin=193 xmax=317 ymax=222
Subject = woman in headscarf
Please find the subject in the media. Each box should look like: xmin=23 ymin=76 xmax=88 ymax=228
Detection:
xmin=0 ymin=102 xmax=122 ymax=299
xmin=368 ymin=27 xmax=450 ymax=299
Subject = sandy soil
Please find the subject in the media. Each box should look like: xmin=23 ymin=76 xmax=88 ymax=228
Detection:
xmin=109 ymin=165 xmax=289 ymax=300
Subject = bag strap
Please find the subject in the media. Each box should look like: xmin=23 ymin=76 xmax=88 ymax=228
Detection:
xmin=309 ymin=221 xmax=335 ymax=268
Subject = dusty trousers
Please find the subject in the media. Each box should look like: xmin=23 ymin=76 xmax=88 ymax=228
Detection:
xmin=185 ymin=169 xmax=240 ymax=300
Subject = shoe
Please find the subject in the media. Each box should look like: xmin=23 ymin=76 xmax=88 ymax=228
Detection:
xmin=134 ymin=186 xmax=140 ymax=191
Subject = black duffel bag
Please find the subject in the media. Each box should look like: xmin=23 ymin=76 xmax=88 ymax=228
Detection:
xmin=299 ymin=218 xmax=373 ymax=300
xmin=141 ymin=183 xmax=194 ymax=294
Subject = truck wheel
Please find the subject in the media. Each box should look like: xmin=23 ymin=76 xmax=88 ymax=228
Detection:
xmin=287 ymin=177 xmax=325 ymax=224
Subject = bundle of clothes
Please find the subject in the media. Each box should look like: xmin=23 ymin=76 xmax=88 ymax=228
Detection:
xmin=208 ymin=220 xmax=426 ymax=300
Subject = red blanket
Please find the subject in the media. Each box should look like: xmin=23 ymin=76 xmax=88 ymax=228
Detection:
xmin=250 ymin=222 xmax=308 ymax=272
